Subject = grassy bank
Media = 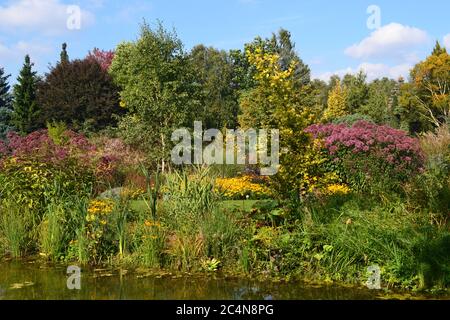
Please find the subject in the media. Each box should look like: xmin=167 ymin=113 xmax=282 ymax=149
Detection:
xmin=0 ymin=174 xmax=448 ymax=294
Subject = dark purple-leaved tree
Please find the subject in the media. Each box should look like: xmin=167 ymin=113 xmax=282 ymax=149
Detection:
xmin=37 ymin=44 xmax=123 ymax=132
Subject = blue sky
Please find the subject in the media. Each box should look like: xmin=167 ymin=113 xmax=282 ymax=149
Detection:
xmin=1 ymin=0 xmax=449 ymax=82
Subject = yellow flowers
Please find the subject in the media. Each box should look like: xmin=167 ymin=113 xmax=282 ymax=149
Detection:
xmin=325 ymin=184 xmax=351 ymax=195
xmin=121 ymin=187 xmax=145 ymax=199
xmin=142 ymin=220 xmax=162 ymax=240
xmin=144 ymin=220 xmax=161 ymax=228
xmin=215 ymin=175 xmax=271 ymax=200
xmin=87 ymin=199 xmax=114 ymax=222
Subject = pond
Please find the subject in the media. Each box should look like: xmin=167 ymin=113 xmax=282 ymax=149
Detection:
xmin=0 ymin=260 xmax=445 ymax=300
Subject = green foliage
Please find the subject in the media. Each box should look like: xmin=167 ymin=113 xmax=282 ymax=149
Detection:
xmin=141 ymin=164 xmax=161 ymax=220
xmin=39 ymin=201 xmax=68 ymax=260
xmin=342 ymin=72 xmax=369 ymax=114
xmin=110 ymin=21 xmax=200 ymax=169
xmin=47 ymin=121 xmax=68 ymax=145
xmin=244 ymin=28 xmax=311 ymax=86
xmin=0 ymin=200 xmax=33 ymax=258
xmin=359 ymin=77 xmax=400 ymax=126
xmin=188 ymin=45 xmax=240 ymax=128
xmin=332 ymin=113 xmax=374 ymax=125
xmin=60 ymin=43 xmax=69 ymax=64
xmin=12 ymin=55 xmax=40 ymax=134
xmin=0 ymin=157 xmax=94 ymax=214
xmin=0 ymin=67 xmax=14 ymax=139
xmin=406 ymin=125 xmax=450 ymax=218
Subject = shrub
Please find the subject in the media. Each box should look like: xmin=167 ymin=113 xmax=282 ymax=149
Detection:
xmin=305 ymin=121 xmax=425 ymax=193
xmin=405 ymin=125 xmax=450 ymax=218
xmin=90 ymin=135 xmax=147 ymax=188
xmin=0 ymin=130 xmax=97 ymax=212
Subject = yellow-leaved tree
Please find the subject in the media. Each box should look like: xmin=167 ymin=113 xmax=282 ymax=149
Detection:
xmin=323 ymin=80 xmax=348 ymax=122
xmin=240 ymin=47 xmax=337 ymax=199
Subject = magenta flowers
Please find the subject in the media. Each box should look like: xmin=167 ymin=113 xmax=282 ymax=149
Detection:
xmin=305 ymin=121 xmax=425 ymax=191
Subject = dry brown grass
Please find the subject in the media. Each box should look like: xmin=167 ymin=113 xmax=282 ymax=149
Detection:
xmin=419 ymin=124 xmax=450 ymax=160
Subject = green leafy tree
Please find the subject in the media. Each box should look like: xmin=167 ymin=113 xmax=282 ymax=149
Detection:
xmin=0 ymin=67 xmax=14 ymax=138
xmin=12 ymin=55 xmax=40 ymax=134
xmin=360 ymin=77 xmax=399 ymax=126
xmin=342 ymin=71 xmax=369 ymax=113
xmin=110 ymin=22 xmax=200 ymax=171
xmin=239 ymin=29 xmax=312 ymax=128
xmin=188 ymin=45 xmax=239 ymax=128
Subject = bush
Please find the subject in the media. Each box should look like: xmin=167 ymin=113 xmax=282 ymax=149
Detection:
xmin=405 ymin=125 xmax=450 ymax=218
xmin=305 ymin=121 xmax=425 ymax=194
xmin=0 ymin=130 xmax=97 ymax=212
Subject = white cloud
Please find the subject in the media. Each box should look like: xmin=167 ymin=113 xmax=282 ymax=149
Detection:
xmin=0 ymin=0 xmax=95 ymax=35
xmin=315 ymin=62 xmax=412 ymax=82
xmin=0 ymin=40 xmax=52 ymax=62
xmin=345 ymin=23 xmax=429 ymax=60
xmin=444 ymin=34 xmax=450 ymax=50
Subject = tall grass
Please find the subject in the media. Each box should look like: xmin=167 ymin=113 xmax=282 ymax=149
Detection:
xmin=39 ymin=201 xmax=65 ymax=260
xmin=294 ymin=195 xmax=450 ymax=289
xmin=158 ymin=167 xmax=243 ymax=271
xmin=0 ymin=201 xmax=32 ymax=258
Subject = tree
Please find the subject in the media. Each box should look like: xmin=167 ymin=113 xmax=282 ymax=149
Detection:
xmin=342 ymin=71 xmax=369 ymax=113
xmin=323 ymin=80 xmax=348 ymax=122
xmin=12 ymin=55 xmax=40 ymax=134
xmin=0 ymin=67 xmax=14 ymax=138
xmin=399 ymin=42 xmax=450 ymax=132
xmin=360 ymin=77 xmax=399 ymax=126
xmin=109 ymin=21 xmax=200 ymax=171
xmin=60 ymin=43 xmax=69 ymax=64
xmin=432 ymin=40 xmax=447 ymax=56
xmin=244 ymin=28 xmax=311 ymax=87
xmin=87 ymin=48 xmax=115 ymax=72
xmin=240 ymin=47 xmax=325 ymax=198
xmin=37 ymin=57 xmax=122 ymax=131
xmin=188 ymin=45 xmax=239 ymax=129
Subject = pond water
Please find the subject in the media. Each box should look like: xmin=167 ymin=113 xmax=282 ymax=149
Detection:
xmin=0 ymin=260 xmax=445 ymax=300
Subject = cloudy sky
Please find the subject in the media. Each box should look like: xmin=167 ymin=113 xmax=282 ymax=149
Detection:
xmin=0 ymin=0 xmax=449 ymax=82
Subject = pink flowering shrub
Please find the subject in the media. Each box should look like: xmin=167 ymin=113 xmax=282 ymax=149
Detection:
xmin=305 ymin=121 xmax=425 ymax=192
xmin=5 ymin=130 xmax=94 ymax=164
xmin=0 ymin=130 xmax=120 ymax=196
xmin=91 ymin=136 xmax=147 ymax=187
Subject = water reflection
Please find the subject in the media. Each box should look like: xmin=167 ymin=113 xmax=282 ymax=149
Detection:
xmin=0 ymin=260 xmax=443 ymax=300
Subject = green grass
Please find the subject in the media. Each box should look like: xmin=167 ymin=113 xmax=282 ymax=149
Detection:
xmin=219 ymin=200 xmax=270 ymax=212
xmin=131 ymin=199 xmax=273 ymax=215
xmin=130 ymin=200 xmax=149 ymax=214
